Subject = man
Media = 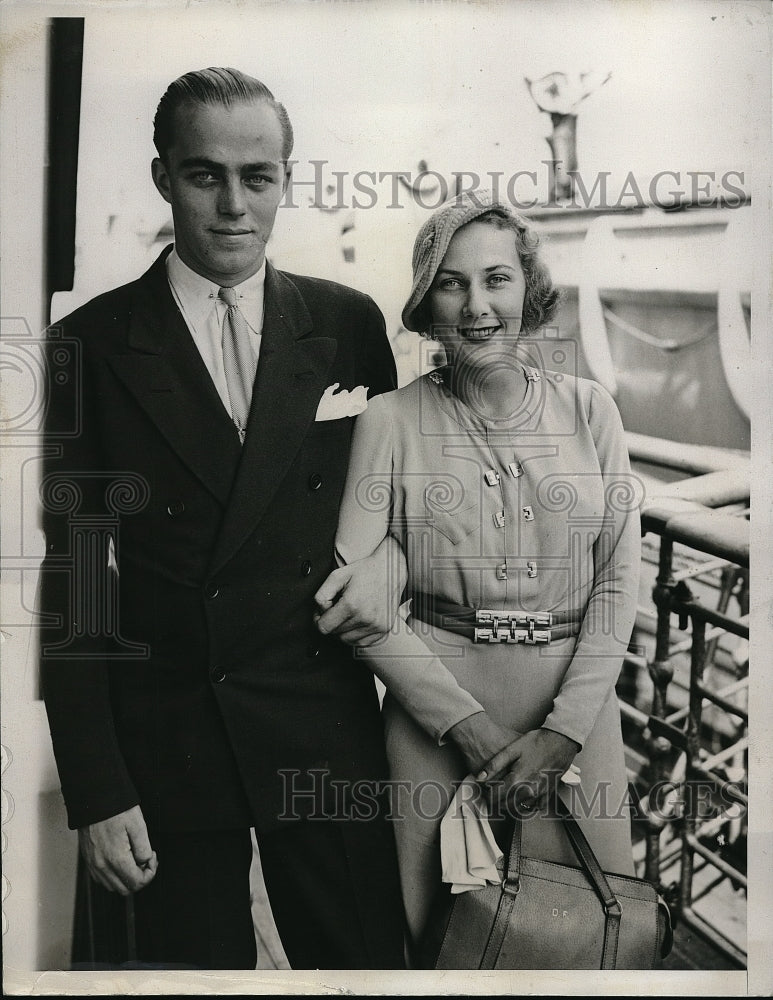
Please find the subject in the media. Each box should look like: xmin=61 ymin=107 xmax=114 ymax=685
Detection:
xmin=40 ymin=67 xmax=406 ymax=970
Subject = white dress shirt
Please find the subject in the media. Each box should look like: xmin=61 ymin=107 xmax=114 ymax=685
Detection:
xmin=166 ymin=248 xmax=266 ymax=418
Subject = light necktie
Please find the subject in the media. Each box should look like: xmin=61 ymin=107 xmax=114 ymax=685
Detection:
xmin=219 ymin=286 xmax=256 ymax=443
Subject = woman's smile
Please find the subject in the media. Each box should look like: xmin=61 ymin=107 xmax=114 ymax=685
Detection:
xmin=458 ymin=322 xmax=503 ymax=340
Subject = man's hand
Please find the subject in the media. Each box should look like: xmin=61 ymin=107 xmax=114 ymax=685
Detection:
xmin=446 ymin=712 xmax=522 ymax=775
xmin=78 ymin=805 xmax=158 ymax=895
xmin=314 ymin=536 xmax=407 ymax=646
xmin=476 ymin=727 xmax=581 ymax=811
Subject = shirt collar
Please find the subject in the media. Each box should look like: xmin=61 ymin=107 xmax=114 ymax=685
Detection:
xmin=166 ymin=248 xmax=267 ymax=329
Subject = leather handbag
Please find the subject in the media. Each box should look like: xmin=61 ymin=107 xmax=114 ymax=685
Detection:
xmin=417 ymin=797 xmax=673 ymax=970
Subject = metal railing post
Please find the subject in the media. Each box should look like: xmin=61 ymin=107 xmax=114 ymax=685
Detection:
xmin=643 ymin=535 xmax=676 ymax=884
xmin=680 ymin=614 xmax=707 ymax=915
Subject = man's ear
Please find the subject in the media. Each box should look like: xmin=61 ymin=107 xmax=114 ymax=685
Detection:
xmin=151 ymin=157 xmax=172 ymax=204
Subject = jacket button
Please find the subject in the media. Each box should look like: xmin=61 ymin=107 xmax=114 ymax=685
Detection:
xmin=308 ymin=473 xmax=323 ymax=491
xmin=210 ymin=665 xmax=226 ymax=683
xmin=307 ymin=645 xmax=320 ymax=658
xmin=167 ymin=500 xmax=185 ymax=517
xmin=301 ymin=560 xmax=312 ymax=577
xmin=204 ymin=581 xmax=219 ymax=599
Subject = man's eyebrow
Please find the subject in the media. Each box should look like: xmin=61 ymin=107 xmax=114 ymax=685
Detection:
xmin=177 ymin=157 xmax=281 ymax=172
xmin=178 ymin=158 xmax=222 ymax=171
xmin=244 ymin=162 xmax=282 ymax=173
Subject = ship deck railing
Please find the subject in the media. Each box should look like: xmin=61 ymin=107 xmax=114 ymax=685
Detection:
xmin=621 ymin=430 xmax=749 ymax=969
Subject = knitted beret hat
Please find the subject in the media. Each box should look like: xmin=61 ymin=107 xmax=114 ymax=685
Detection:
xmin=401 ymin=188 xmax=521 ymax=333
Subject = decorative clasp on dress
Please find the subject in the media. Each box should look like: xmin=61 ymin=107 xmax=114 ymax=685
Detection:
xmin=473 ymin=609 xmax=552 ymax=644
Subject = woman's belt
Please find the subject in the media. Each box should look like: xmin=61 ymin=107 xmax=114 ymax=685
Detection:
xmin=409 ymin=592 xmax=583 ymax=645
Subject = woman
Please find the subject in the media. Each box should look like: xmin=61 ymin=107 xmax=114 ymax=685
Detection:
xmin=334 ymin=189 xmax=641 ymax=960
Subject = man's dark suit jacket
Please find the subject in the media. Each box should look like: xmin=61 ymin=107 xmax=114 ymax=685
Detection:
xmin=40 ymin=247 xmax=398 ymax=834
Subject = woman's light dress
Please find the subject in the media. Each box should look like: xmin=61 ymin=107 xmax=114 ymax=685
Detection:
xmin=335 ymin=364 xmax=641 ymax=945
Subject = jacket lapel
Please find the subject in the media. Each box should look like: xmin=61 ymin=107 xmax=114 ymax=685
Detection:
xmin=107 ymin=248 xmax=242 ymax=506
xmin=208 ymin=263 xmax=337 ymax=574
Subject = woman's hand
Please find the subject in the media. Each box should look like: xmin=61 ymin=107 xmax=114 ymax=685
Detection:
xmin=476 ymin=727 xmax=581 ymax=811
xmin=446 ymin=712 xmax=522 ymax=775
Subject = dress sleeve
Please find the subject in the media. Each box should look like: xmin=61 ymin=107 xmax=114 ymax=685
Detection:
xmin=336 ymin=394 xmax=486 ymax=743
xmin=542 ymin=384 xmax=641 ymax=748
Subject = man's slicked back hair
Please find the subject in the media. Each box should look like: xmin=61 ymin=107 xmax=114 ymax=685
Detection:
xmin=153 ymin=67 xmax=294 ymax=162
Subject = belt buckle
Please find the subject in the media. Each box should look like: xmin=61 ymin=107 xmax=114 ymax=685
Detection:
xmin=473 ymin=609 xmax=553 ymax=644
xmin=473 ymin=608 xmax=553 ymax=646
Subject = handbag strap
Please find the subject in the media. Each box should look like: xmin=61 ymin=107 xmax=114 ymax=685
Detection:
xmin=478 ymin=811 xmax=524 ymax=969
xmin=552 ymin=796 xmax=622 ymax=968
xmin=493 ymin=796 xmax=622 ymax=970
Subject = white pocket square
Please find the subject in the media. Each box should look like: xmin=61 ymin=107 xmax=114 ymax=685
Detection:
xmin=315 ymin=383 xmax=369 ymax=421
